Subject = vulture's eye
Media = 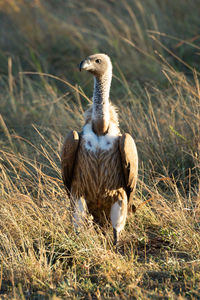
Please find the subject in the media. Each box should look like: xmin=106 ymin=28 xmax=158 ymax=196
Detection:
xmin=95 ymin=59 xmax=101 ymax=64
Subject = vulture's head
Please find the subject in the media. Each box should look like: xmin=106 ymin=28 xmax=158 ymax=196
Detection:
xmin=79 ymin=53 xmax=112 ymax=78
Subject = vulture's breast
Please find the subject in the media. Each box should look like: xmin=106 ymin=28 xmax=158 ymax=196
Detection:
xmin=71 ymin=123 xmax=126 ymax=221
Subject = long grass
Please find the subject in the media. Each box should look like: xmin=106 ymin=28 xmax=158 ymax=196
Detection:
xmin=0 ymin=0 xmax=200 ymax=298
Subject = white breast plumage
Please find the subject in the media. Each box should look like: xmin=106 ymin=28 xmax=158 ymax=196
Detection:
xmin=83 ymin=123 xmax=119 ymax=152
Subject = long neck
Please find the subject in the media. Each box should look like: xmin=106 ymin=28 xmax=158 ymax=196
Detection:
xmin=92 ymin=71 xmax=112 ymax=135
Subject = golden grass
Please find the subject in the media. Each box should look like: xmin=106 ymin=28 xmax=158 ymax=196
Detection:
xmin=0 ymin=67 xmax=199 ymax=297
xmin=0 ymin=0 xmax=200 ymax=298
xmin=0 ymin=146 xmax=199 ymax=298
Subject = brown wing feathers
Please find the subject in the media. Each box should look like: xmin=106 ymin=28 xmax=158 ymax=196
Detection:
xmin=61 ymin=130 xmax=80 ymax=197
xmin=119 ymin=133 xmax=138 ymax=211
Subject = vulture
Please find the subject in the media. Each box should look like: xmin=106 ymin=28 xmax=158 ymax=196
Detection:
xmin=61 ymin=54 xmax=138 ymax=245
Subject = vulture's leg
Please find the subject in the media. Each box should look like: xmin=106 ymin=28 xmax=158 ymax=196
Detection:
xmin=110 ymin=197 xmax=127 ymax=245
xmin=72 ymin=197 xmax=88 ymax=229
xmin=113 ymin=228 xmax=119 ymax=246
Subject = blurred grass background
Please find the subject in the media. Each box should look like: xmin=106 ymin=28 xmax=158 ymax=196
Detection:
xmin=0 ymin=0 xmax=200 ymax=298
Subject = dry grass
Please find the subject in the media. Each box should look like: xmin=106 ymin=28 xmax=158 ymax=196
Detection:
xmin=0 ymin=0 xmax=200 ymax=299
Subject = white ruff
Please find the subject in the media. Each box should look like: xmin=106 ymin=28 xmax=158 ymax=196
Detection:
xmin=83 ymin=123 xmax=119 ymax=152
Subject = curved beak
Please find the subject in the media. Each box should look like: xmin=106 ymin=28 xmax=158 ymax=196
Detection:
xmin=79 ymin=58 xmax=91 ymax=72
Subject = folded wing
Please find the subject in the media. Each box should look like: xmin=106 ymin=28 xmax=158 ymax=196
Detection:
xmin=119 ymin=133 xmax=138 ymax=211
xmin=61 ymin=131 xmax=80 ymax=197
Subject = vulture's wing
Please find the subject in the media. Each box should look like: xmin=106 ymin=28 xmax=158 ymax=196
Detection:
xmin=119 ymin=133 xmax=138 ymax=212
xmin=61 ymin=130 xmax=80 ymax=197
